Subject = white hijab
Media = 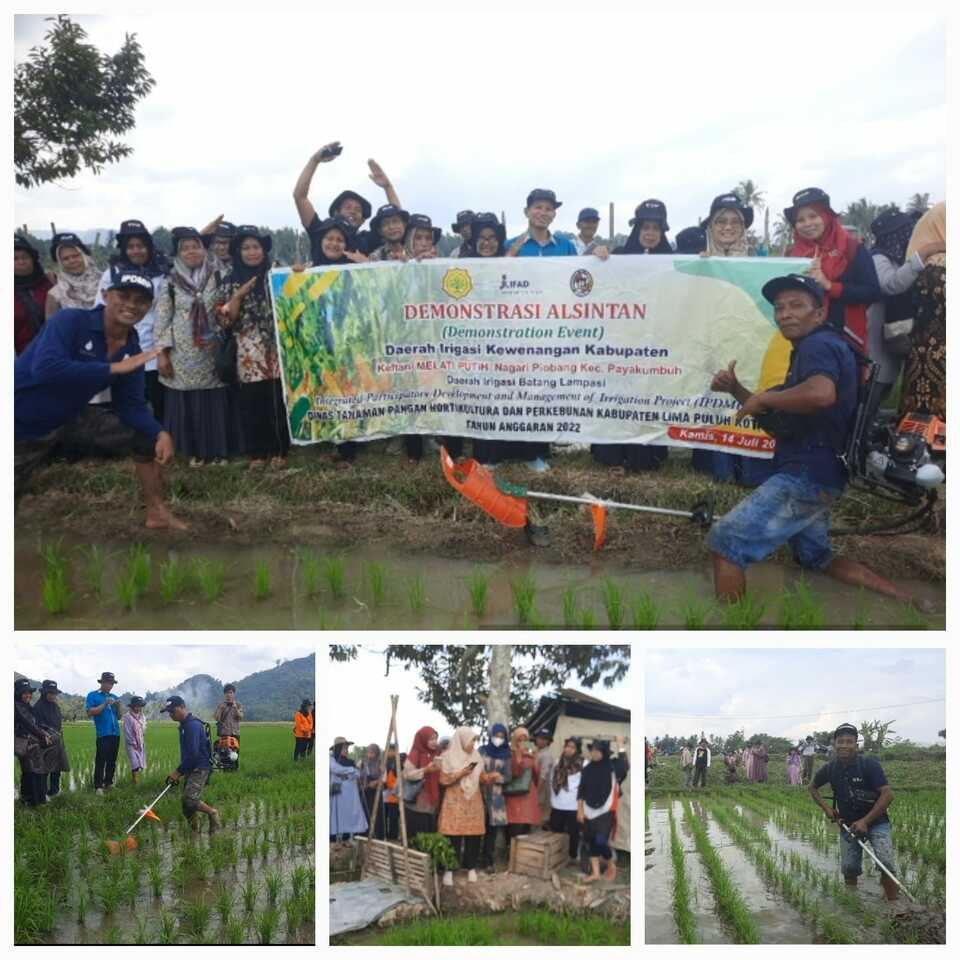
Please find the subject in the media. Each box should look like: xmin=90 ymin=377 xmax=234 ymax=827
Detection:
xmin=440 ymin=726 xmax=482 ymax=800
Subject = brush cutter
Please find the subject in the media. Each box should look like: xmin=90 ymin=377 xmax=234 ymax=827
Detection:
xmin=839 ymin=821 xmax=916 ymax=902
xmin=105 ymin=782 xmax=172 ymax=854
xmin=440 ymin=446 xmax=716 ymax=549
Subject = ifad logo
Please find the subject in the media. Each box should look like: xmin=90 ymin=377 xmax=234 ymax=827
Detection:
xmin=570 ymin=269 xmax=594 ymax=298
xmin=442 ymin=267 xmax=473 ymax=300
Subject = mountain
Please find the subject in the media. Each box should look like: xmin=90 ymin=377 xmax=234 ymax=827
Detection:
xmin=14 ymin=654 xmax=315 ymax=723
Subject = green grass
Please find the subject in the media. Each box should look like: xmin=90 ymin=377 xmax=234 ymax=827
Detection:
xmin=511 ymin=572 xmax=537 ymax=626
xmin=467 ymin=567 xmax=489 ymax=618
xmin=253 ymin=560 xmax=272 ymax=600
xmin=602 ymin=578 xmax=625 ymax=629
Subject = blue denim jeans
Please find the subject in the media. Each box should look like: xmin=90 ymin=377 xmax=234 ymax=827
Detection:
xmin=840 ymin=820 xmax=897 ymax=878
xmin=707 ymin=470 xmax=842 ymax=570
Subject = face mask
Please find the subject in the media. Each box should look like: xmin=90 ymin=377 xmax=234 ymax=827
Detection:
xmin=491 ymin=737 xmax=505 ymax=747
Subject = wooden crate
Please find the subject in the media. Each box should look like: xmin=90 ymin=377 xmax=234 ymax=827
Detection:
xmin=356 ymin=837 xmax=434 ymax=903
xmin=508 ymin=830 xmax=568 ymax=880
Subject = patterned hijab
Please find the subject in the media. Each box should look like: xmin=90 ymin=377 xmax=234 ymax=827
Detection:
xmin=706 ymin=207 xmax=749 ymax=257
xmin=552 ymin=737 xmax=583 ymax=793
xmin=51 ymin=247 xmax=103 ymax=309
xmin=440 ymin=726 xmax=482 ymax=800
xmin=169 ymin=240 xmax=216 ymax=347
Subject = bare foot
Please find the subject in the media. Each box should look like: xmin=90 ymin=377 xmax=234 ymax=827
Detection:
xmin=248 ymin=458 xmax=267 ymax=470
xmin=145 ymin=507 xmax=189 ymax=531
xmin=582 ymin=873 xmax=601 ymax=884
xmin=605 ymin=862 xmax=617 ymax=883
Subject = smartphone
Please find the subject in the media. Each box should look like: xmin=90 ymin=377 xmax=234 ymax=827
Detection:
xmin=469 ymin=761 xmax=479 ymax=769
xmin=320 ymin=142 xmax=343 ymax=160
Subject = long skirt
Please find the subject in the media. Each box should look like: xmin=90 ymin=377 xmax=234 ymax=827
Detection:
xmin=237 ymin=378 xmax=291 ymax=459
xmin=163 ymin=386 xmax=236 ymax=460
xmin=900 ymin=264 xmax=946 ymax=419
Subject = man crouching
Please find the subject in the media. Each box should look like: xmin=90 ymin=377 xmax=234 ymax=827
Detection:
xmin=160 ymin=695 xmax=220 ymax=833
xmin=707 ymin=273 xmax=912 ymax=604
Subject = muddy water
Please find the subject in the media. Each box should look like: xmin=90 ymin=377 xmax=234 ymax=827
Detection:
xmin=14 ymin=535 xmax=945 ymax=630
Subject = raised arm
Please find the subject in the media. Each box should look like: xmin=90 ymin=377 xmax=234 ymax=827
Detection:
xmin=293 ymin=143 xmax=342 ymax=231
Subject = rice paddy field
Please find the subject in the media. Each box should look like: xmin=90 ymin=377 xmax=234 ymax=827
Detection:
xmin=14 ymin=722 xmax=315 ymax=945
xmin=645 ymin=757 xmax=946 ymax=944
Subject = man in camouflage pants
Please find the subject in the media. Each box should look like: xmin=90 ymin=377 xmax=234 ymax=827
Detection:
xmin=160 ymin=695 xmax=220 ymax=832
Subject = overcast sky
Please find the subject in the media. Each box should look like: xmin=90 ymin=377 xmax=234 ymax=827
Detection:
xmin=646 ymin=648 xmax=945 ymax=745
xmin=13 ymin=7 xmax=945 ymax=239
xmin=13 ymin=643 xmax=314 ymax=697
xmin=327 ymin=644 xmax=632 ymax=748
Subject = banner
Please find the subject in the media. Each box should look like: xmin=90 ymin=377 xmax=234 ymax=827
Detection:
xmin=270 ymin=255 xmax=808 ymax=455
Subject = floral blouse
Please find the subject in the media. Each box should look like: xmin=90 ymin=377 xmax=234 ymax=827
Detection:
xmin=213 ymin=278 xmax=280 ymax=385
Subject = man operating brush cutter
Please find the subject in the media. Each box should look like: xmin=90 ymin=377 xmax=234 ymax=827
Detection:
xmin=160 ymin=695 xmax=221 ymax=834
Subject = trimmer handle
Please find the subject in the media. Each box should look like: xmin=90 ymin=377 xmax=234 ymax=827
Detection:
xmin=689 ymin=493 xmax=716 ymax=527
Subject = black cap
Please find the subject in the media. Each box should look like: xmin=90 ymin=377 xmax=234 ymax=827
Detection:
xmin=784 ymin=187 xmax=836 ymax=225
xmin=630 ymin=199 xmax=669 ymax=230
xmin=577 ymin=207 xmax=601 ymax=223
xmin=129 ymin=695 xmax=146 ymax=708
xmin=675 ymin=226 xmax=707 ymax=254
xmin=215 ymin=220 xmax=237 ymax=238
xmin=40 ymin=680 xmax=60 ymax=694
xmin=534 ymin=727 xmax=553 ymax=741
xmin=223 ymin=683 xmax=236 ymax=693
xmin=406 ymin=214 xmax=442 ymax=246
xmin=230 ymin=225 xmax=273 ymax=259
xmin=115 ymin=219 xmax=151 ymax=241
xmin=371 ymin=204 xmax=410 ymax=238
xmin=170 ymin=226 xmax=204 ymax=256
xmin=159 ymin=695 xmax=186 ymax=714
xmin=451 ymin=210 xmax=476 ymax=234
xmin=525 ymin=188 xmax=562 ymax=209
xmin=328 ymin=190 xmax=373 ymax=223
xmin=106 ymin=268 xmax=155 ymax=299
xmin=15 ymin=678 xmax=37 ymax=694
xmin=50 ymin=232 xmax=91 ymax=261
xmin=761 ymin=273 xmax=825 ymax=307
xmin=834 ymin=723 xmax=858 ymax=740
xmin=708 ymin=193 xmax=754 ymax=230
xmin=14 ymin=233 xmax=40 ymax=256
xmin=98 ymin=671 xmax=118 ymax=683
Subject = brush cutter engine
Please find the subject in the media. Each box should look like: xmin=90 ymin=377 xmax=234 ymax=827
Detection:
xmin=213 ymin=735 xmax=240 ymax=772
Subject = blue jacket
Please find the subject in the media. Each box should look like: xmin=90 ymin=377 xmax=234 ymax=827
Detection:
xmin=825 ymin=245 xmax=882 ymax=339
xmin=15 ymin=306 xmax=163 ymax=441
xmin=177 ymin=714 xmax=212 ymax=774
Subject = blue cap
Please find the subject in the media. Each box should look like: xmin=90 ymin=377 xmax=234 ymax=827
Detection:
xmin=761 ymin=273 xmax=825 ymax=306
xmin=577 ymin=207 xmax=600 ymax=223
xmin=107 ymin=267 xmax=155 ymax=299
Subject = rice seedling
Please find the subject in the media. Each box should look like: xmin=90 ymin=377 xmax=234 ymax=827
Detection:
xmin=290 ymin=865 xmax=310 ymax=900
xmin=630 ymin=592 xmax=660 ymax=629
xmin=134 ymin=916 xmax=150 ymax=945
xmin=80 ymin=544 xmax=106 ymax=600
xmin=157 ymin=909 xmax=178 ymax=945
xmin=562 ymin=583 xmax=578 ymax=627
xmin=40 ymin=540 xmax=71 ymax=613
xmin=255 ymin=907 xmax=280 ymax=944
xmin=260 ymin=835 xmax=271 ymax=860
xmin=242 ymin=838 xmax=257 ymax=862
xmin=511 ymin=572 xmax=537 ymax=626
xmin=253 ymin=559 xmax=272 ymax=600
xmin=721 ymin=592 xmax=766 ymax=629
xmin=579 ymin=607 xmax=596 ymax=629
xmin=182 ymin=896 xmax=213 ymax=941
xmin=668 ymin=804 xmax=699 ymax=943
xmin=214 ymin=883 xmax=234 ymax=926
xmin=127 ymin=542 xmax=152 ymax=596
xmin=323 ymin=554 xmax=346 ymax=599
xmin=225 ymin=916 xmax=246 ymax=944
xmin=115 ymin=571 xmax=139 ymax=611
xmin=76 ymin=889 xmax=88 ymax=924
xmin=602 ymin=578 xmax=625 ymax=629
xmin=677 ymin=593 xmax=713 ymax=629
xmin=407 ymin=574 xmax=426 ymax=614
xmin=103 ymin=925 xmax=121 ymax=944
xmin=467 ymin=567 xmax=489 ymax=617
xmin=780 ymin=580 xmax=826 ymax=629
xmin=195 ymin=558 xmax=225 ymax=602
xmin=148 ymin=861 xmax=163 ymax=897
xmin=901 ymin=602 xmax=929 ymax=630
xmin=159 ymin=555 xmax=190 ymax=604
xmin=682 ymin=799 xmax=760 ymax=943
xmin=851 ymin=589 xmax=869 ymax=629
xmin=265 ymin=868 xmax=283 ymax=904
xmin=300 ymin=550 xmax=322 ymax=596
xmin=242 ymin=876 xmax=258 ymax=913
xmin=284 ymin=894 xmax=304 ymax=935
xmin=367 ymin=561 xmax=388 ymax=605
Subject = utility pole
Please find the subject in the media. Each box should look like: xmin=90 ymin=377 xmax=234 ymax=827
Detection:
xmin=609 ymin=202 xmax=615 ymax=243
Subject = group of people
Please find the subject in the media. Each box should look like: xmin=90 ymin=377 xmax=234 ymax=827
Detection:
xmin=331 ymin=723 xmax=629 ymax=885
xmin=13 ymin=142 xmax=946 ymax=605
xmin=14 ymin=673 xmax=314 ymax=830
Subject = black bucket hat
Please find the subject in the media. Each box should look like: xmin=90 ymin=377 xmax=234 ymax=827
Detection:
xmin=15 ymin=678 xmax=37 ymax=695
xmin=49 ymin=232 xmax=91 ymax=261
xmin=328 ymin=190 xmax=373 ymax=223
xmin=370 ymin=204 xmax=410 ymax=239
xmin=169 ymin=226 xmax=204 ymax=256
xmin=708 ymin=193 xmax=754 ymax=230
xmin=469 ymin=212 xmax=506 ymax=249
xmin=115 ymin=219 xmax=152 ymax=242
xmin=215 ymin=220 xmax=237 ymax=239
xmin=223 ymin=683 xmax=236 ymax=693
xmin=451 ymin=210 xmax=476 ymax=234
xmin=525 ymin=188 xmax=562 ymax=209
xmin=870 ymin=209 xmax=919 ymax=239
xmin=230 ymin=225 xmax=273 ymax=259
xmin=406 ymin=214 xmax=442 ymax=246
xmin=630 ymin=199 xmax=670 ymax=230
xmin=675 ymin=225 xmax=707 ymax=254
xmin=311 ymin=216 xmax=358 ymax=250
xmin=40 ymin=680 xmax=60 ymax=694
xmin=784 ymin=187 xmax=837 ymax=225
xmin=129 ymin=695 xmax=146 ymax=708
xmin=14 ymin=233 xmax=41 ymax=257
xmin=761 ymin=273 xmax=825 ymax=307
xmin=98 ymin=671 xmax=118 ymax=684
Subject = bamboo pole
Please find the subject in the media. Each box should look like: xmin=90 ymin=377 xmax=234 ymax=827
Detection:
xmin=391 ymin=694 xmax=413 ymax=897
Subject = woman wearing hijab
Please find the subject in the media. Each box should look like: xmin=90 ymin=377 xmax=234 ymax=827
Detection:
xmin=14 ymin=679 xmax=51 ymax=808
xmin=438 ymin=726 xmax=495 ymax=885
xmin=155 ymin=227 xmax=235 ymax=465
xmin=294 ymin=700 xmax=314 ymax=761
xmin=214 ymin=225 xmax=291 ymax=468
xmin=900 ymin=202 xmax=946 ymax=420
xmin=123 ymin=695 xmax=147 ymax=783
xmin=787 ymin=745 xmax=802 ymax=786
xmin=505 ymin=726 xmax=540 ymax=838
xmin=14 ymin=234 xmax=52 ymax=355
xmin=209 ymin=221 xmax=236 ymax=277
xmin=478 ymin=722 xmax=512 ymax=871
xmin=330 ymin=737 xmax=367 ymax=840
xmin=596 ymin=199 xmax=673 ymax=471
xmin=403 ymin=725 xmax=442 ymax=840
xmin=45 ymin=233 xmax=103 ymax=318
xmin=358 ymin=743 xmax=383 ymax=833
xmin=753 ymin=742 xmax=769 ymax=783
xmin=577 ymin=737 xmax=629 ymax=883
xmin=549 ymin=737 xmax=584 ymax=861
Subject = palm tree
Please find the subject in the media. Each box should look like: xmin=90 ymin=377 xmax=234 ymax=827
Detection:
xmin=907 ymin=192 xmax=931 ymax=214
xmin=842 ymin=198 xmax=878 ymax=240
xmin=771 ymin=212 xmax=793 ymax=254
xmin=734 ymin=179 xmax=766 ymax=212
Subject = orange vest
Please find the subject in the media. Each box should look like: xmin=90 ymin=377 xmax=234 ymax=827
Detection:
xmin=294 ymin=711 xmax=313 ymax=737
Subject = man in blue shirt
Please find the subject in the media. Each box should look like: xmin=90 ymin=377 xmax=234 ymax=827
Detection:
xmin=160 ymin=695 xmax=220 ymax=833
xmin=85 ymin=671 xmax=123 ymax=794
xmin=706 ymin=274 xmax=914 ymax=604
xmin=810 ymin=723 xmax=900 ymax=900
xmin=14 ymin=268 xmax=186 ymax=531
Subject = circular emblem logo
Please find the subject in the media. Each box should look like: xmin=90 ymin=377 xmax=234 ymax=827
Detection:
xmin=570 ymin=269 xmax=594 ymax=298
xmin=442 ymin=267 xmax=473 ymax=300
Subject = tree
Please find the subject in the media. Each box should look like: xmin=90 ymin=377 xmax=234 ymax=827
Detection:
xmin=384 ymin=644 xmax=630 ymax=728
xmin=772 ymin=212 xmax=794 ymax=255
xmin=329 ymin=645 xmax=359 ymax=662
xmin=842 ymin=198 xmax=900 ymax=245
xmin=734 ymin=179 xmax=766 ymax=212
xmin=15 ymin=16 xmax=156 ymax=188
xmin=907 ymin=193 xmax=931 ymax=215
xmin=859 ymin=719 xmax=899 ymax=752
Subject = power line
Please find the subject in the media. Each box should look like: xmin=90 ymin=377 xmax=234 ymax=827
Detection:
xmin=647 ymin=697 xmax=944 ymax=722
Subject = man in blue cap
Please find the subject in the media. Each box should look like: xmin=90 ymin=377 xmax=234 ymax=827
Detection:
xmin=15 ymin=268 xmax=185 ymax=530
xmin=705 ymin=273 xmax=914 ymax=604
xmin=573 ymin=207 xmax=603 ymax=255
xmin=161 ymin=695 xmax=220 ymax=832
